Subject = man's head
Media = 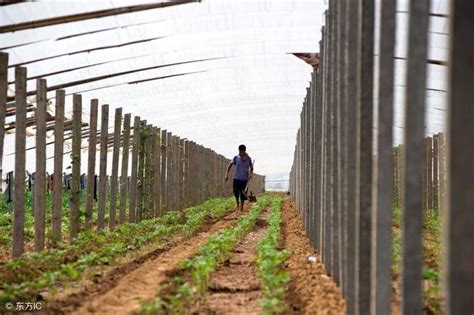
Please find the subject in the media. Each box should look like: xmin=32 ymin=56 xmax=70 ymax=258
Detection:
xmin=238 ymin=144 xmax=246 ymax=156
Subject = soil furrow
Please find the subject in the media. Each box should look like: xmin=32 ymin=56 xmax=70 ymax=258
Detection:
xmin=48 ymin=207 xmax=245 ymax=315
xmin=190 ymin=210 xmax=270 ymax=314
xmin=281 ymin=197 xmax=346 ymax=314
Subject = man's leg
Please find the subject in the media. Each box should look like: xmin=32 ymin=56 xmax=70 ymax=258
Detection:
xmin=239 ymin=180 xmax=248 ymax=211
xmin=232 ymin=179 xmax=240 ymax=209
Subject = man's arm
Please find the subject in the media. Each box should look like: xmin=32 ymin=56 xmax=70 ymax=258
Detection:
xmin=248 ymin=159 xmax=254 ymax=179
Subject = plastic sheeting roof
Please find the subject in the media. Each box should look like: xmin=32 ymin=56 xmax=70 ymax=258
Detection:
xmin=0 ymin=0 xmax=449 ymax=184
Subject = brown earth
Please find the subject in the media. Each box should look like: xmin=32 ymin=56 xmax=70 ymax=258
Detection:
xmin=47 ymin=206 xmax=247 ymax=315
xmin=281 ymin=197 xmax=346 ymax=315
xmin=191 ymin=211 xmax=270 ymax=314
xmin=47 ymin=196 xmax=352 ymax=315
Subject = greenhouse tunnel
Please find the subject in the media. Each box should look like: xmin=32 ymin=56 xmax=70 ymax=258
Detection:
xmin=0 ymin=0 xmax=472 ymax=314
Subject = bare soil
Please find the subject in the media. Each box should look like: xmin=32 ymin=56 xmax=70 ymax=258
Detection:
xmin=281 ymin=197 xmax=346 ymax=315
xmin=47 ymin=206 xmax=246 ymax=315
xmin=191 ymin=211 xmax=270 ymax=314
xmin=46 ymin=197 xmax=351 ymax=315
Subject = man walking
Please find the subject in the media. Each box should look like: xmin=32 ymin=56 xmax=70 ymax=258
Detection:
xmin=225 ymin=144 xmax=254 ymax=212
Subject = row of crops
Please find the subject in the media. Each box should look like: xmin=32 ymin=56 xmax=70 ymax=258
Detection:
xmin=1 ymin=193 xmax=292 ymax=314
xmin=0 ymin=196 xmax=236 ymax=306
xmin=139 ymin=194 xmax=290 ymax=314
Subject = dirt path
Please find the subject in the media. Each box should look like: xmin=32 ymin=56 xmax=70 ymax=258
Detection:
xmin=51 ymin=206 xmax=246 ymax=315
xmin=281 ymin=197 xmax=346 ymax=315
xmin=191 ymin=209 xmax=270 ymax=314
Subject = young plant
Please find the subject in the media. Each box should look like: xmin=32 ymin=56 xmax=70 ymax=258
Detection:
xmin=139 ymin=195 xmax=275 ymax=314
xmin=0 ymin=197 xmax=236 ymax=306
xmin=255 ymin=197 xmax=290 ymax=314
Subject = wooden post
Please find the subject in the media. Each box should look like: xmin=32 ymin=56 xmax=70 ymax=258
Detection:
xmin=331 ymin=0 xmax=342 ymax=285
xmin=153 ymin=127 xmax=161 ymax=216
xmin=135 ymin=120 xmax=145 ymax=222
xmin=371 ymin=0 xmax=396 ymax=313
xmin=315 ymin=36 xmax=324 ymax=256
xmin=173 ymin=136 xmax=179 ymax=209
xmin=219 ymin=154 xmax=224 ymax=198
xmin=321 ymin=15 xmax=330 ymax=269
xmin=172 ymin=136 xmax=179 ymax=210
xmin=98 ymin=105 xmax=109 ymax=231
xmin=204 ymin=147 xmax=210 ymax=200
xmin=160 ymin=129 xmax=167 ymax=212
xmin=393 ymin=147 xmax=400 ymax=208
xmin=6 ymin=171 xmax=13 ymax=203
xmin=147 ymin=125 xmax=154 ymax=217
xmin=105 ymin=175 xmax=110 ymax=204
xmin=176 ymin=137 xmax=182 ymax=208
xmin=422 ymin=137 xmax=429 ymax=211
xmin=190 ymin=142 xmax=197 ymax=205
xmin=13 ymin=66 xmax=27 ymax=258
xmin=119 ymin=113 xmax=131 ymax=223
xmin=301 ymin=101 xmax=306 ymax=224
xmin=432 ymin=134 xmax=439 ymax=210
xmin=438 ymin=133 xmax=446 ymax=213
xmin=70 ymin=94 xmax=82 ymax=240
xmin=0 ymin=53 xmax=7 ymax=191
xmin=149 ymin=127 xmax=156 ymax=217
xmin=337 ymin=0 xmax=348 ymax=291
xmin=189 ymin=142 xmax=194 ymax=204
xmin=34 ymin=78 xmax=47 ymax=251
xmin=137 ymin=120 xmax=146 ymax=221
xmin=129 ymin=116 xmax=140 ymax=223
xmin=203 ymin=146 xmax=208 ymax=202
xmin=166 ymin=132 xmax=173 ymax=209
xmin=52 ymin=90 xmax=65 ymax=243
xmin=355 ymin=0 xmax=375 ymax=313
xmin=179 ymin=138 xmax=185 ymax=209
xmin=204 ymin=147 xmax=208 ymax=201
xmin=427 ymin=136 xmax=433 ymax=210
xmin=85 ymin=99 xmax=98 ymax=229
xmin=343 ymin=2 xmax=360 ymax=310
xmin=109 ymin=108 xmax=122 ymax=229
xmin=183 ymin=141 xmax=190 ymax=206
xmin=344 ymin=0 xmax=357 ymax=302
xmin=398 ymin=144 xmax=404 ymax=208
xmin=309 ymin=76 xmax=316 ymax=245
xmin=213 ymin=151 xmax=218 ymax=198
xmin=446 ymin=1 xmax=474 ymax=313
xmin=401 ymin=0 xmax=429 ymax=313
xmin=314 ymin=70 xmax=322 ymax=255
xmin=142 ymin=124 xmax=149 ymax=219
xmin=197 ymin=145 xmax=202 ymax=203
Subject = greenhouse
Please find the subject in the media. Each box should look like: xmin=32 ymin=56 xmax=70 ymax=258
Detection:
xmin=0 ymin=0 xmax=472 ymax=314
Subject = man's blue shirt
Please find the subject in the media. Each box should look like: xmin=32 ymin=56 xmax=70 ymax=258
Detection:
xmin=232 ymin=154 xmax=253 ymax=181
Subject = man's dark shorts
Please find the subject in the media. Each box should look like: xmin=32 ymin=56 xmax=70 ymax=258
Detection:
xmin=233 ymin=178 xmax=248 ymax=201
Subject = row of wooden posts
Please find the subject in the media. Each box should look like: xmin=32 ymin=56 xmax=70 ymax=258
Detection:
xmin=392 ymin=133 xmax=447 ymax=212
xmin=289 ymin=1 xmax=472 ymax=315
xmin=0 ymin=52 xmax=265 ymax=259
